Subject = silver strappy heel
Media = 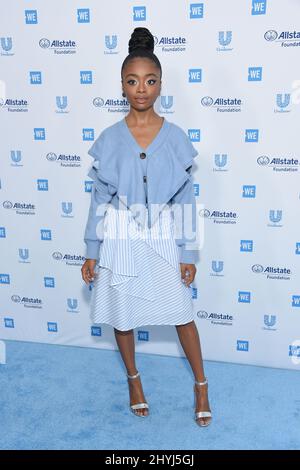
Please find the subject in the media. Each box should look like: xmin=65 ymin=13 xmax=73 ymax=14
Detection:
xmin=127 ymin=371 xmax=149 ymax=417
xmin=194 ymin=378 xmax=212 ymax=427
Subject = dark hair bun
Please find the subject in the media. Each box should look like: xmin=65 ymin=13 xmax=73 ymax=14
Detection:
xmin=128 ymin=27 xmax=154 ymax=54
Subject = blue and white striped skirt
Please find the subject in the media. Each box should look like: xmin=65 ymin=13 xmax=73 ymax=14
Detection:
xmin=90 ymin=205 xmax=194 ymax=331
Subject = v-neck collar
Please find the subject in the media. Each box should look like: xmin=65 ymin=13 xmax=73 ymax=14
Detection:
xmin=120 ymin=116 xmax=170 ymax=155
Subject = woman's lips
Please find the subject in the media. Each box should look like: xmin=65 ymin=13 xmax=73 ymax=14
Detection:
xmin=135 ymin=98 xmax=148 ymax=103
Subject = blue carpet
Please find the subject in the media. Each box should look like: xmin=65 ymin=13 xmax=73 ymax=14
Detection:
xmin=0 ymin=340 xmax=299 ymax=450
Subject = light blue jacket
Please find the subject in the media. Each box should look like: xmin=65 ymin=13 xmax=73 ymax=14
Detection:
xmin=84 ymin=116 xmax=199 ymax=264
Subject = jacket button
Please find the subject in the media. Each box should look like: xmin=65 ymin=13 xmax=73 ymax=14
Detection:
xmin=143 ymin=176 xmax=147 ymax=183
xmin=140 ymin=152 xmax=146 ymax=159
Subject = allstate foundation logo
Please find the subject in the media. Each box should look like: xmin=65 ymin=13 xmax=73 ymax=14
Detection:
xmin=61 ymin=202 xmax=74 ymax=218
xmin=201 ymin=96 xmax=242 ymax=112
xmin=257 ymin=154 xmax=299 ymax=172
xmin=11 ymin=294 xmax=42 ymax=309
xmin=264 ymin=29 xmax=300 ymax=47
xmin=264 ymin=30 xmax=278 ymax=41
xmin=214 ymin=153 xmax=228 ymax=172
xmin=3 ymin=200 xmax=35 ymax=215
xmin=153 ymin=35 xmax=187 ymax=52
xmin=217 ymin=31 xmax=233 ymax=51
xmin=1 ymin=37 xmax=14 ymax=56
xmin=268 ymin=209 xmax=283 ymax=227
xmin=0 ymin=97 xmax=28 ymax=113
xmin=252 ymin=264 xmax=291 ymax=280
xmin=52 ymin=252 xmax=85 ymax=266
xmin=197 ymin=310 xmax=233 ymax=326
xmin=210 ymin=260 xmax=224 ymax=277
xmin=10 ymin=150 xmax=23 ymax=167
xmin=46 ymin=152 xmax=81 ymax=167
xmin=67 ymin=298 xmax=79 ymax=313
xmin=159 ymin=96 xmax=174 ymax=114
xmin=263 ymin=314 xmax=277 ymax=331
xmin=92 ymin=96 xmax=129 ymax=112
xmin=39 ymin=38 xmax=76 ymax=54
xmin=275 ymin=93 xmax=291 ymax=113
xmin=199 ymin=208 xmax=238 ymax=225
xmin=104 ymin=35 xmax=118 ymax=54
xmin=56 ymin=96 xmax=69 ymax=114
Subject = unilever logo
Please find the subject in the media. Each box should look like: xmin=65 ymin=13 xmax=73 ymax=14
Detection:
xmin=56 ymin=96 xmax=69 ymax=113
xmin=263 ymin=314 xmax=277 ymax=331
xmin=104 ymin=35 xmax=118 ymax=54
xmin=214 ymin=154 xmax=228 ymax=171
xmin=67 ymin=298 xmax=79 ymax=313
xmin=275 ymin=93 xmax=291 ymax=113
xmin=160 ymin=96 xmax=174 ymax=113
xmin=1 ymin=37 xmax=14 ymax=55
xmin=19 ymin=248 xmax=30 ymax=263
xmin=61 ymin=202 xmax=73 ymax=218
xmin=264 ymin=30 xmax=300 ymax=47
xmin=11 ymin=150 xmax=23 ymax=166
xmin=211 ymin=261 xmax=224 ymax=277
xmin=217 ymin=31 xmax=233 ymax=51
xmin=252 ymin=264 xmax=291 ymax=280
xmin=268 ymin=209 xmax=283 ymax=227
xmin=257 ymin=155 xmax=299 ymax=172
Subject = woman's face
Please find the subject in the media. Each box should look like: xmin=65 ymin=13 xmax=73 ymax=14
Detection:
xmin=122 ymin=57 xmax=161 ymax=111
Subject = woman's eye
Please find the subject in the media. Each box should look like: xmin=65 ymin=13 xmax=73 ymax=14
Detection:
xmin=148 ymin=79 xmax=156 ymax=85
xmin=127 ymin=79 xmax=136 ymax=85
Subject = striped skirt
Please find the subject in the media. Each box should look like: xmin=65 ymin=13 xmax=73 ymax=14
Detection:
xmin=90 ymin=205 xmax=195 ymax=331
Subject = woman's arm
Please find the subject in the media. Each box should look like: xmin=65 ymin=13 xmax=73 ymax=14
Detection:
xmin=84 ymin=178 xmax=114 ymax=261
xmin=171 ymin=167 xmax=199 ymax=265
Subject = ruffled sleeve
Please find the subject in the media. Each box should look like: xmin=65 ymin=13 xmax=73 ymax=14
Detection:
xmin=170 ymin=126 xmax=200 ymax=264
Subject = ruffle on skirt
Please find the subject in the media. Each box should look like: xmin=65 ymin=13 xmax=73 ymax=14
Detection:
xmin=90 ymin=205 xmax=194 ymax=330
xmin=96 ymin=205 xmax=180 ymax=301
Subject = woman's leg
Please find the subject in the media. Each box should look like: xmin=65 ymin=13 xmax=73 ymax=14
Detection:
xmin=175 ymin=320 xmax=211 ymax=425
xmin=114 ymin=328 xmax=148 ymax=416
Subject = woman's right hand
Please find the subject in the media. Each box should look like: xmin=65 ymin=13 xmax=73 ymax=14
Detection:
xmin=81 ymin=259 xmax=98 ymax=285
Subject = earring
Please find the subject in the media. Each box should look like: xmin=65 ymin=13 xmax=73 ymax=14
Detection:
xmin=122 ymin=91 xmax=126 ymax=98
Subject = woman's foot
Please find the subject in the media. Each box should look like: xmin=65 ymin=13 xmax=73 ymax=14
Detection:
xmin=194 ymin=379 xmax=212 ymax=426
xmin=127 ymin=371 xmax=149 ymax=417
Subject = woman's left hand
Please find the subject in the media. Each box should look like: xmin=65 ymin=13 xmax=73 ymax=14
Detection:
xmin=180 ymin=263 xmax=197 ymax=287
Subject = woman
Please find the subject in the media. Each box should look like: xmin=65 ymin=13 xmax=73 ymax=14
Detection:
xmin=81 ymin=27 xmax=211 ymax=427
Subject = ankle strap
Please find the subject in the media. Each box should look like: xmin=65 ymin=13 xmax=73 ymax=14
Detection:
xmin=127 ymin=371 xmax=140 ymax=379
xmin=195 ymin=377 xmax=208 ymax=386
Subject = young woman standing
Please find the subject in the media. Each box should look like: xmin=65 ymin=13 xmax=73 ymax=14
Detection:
xmin=81 ymin=27 xmax=211 ymax=427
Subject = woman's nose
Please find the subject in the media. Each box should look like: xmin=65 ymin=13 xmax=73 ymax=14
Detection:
xmin=137 ymin=81 xmax=146 ymax=93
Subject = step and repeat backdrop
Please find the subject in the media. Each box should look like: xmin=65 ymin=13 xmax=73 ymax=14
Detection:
xmin=1 ymin=1 xmax=300 ymax=370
